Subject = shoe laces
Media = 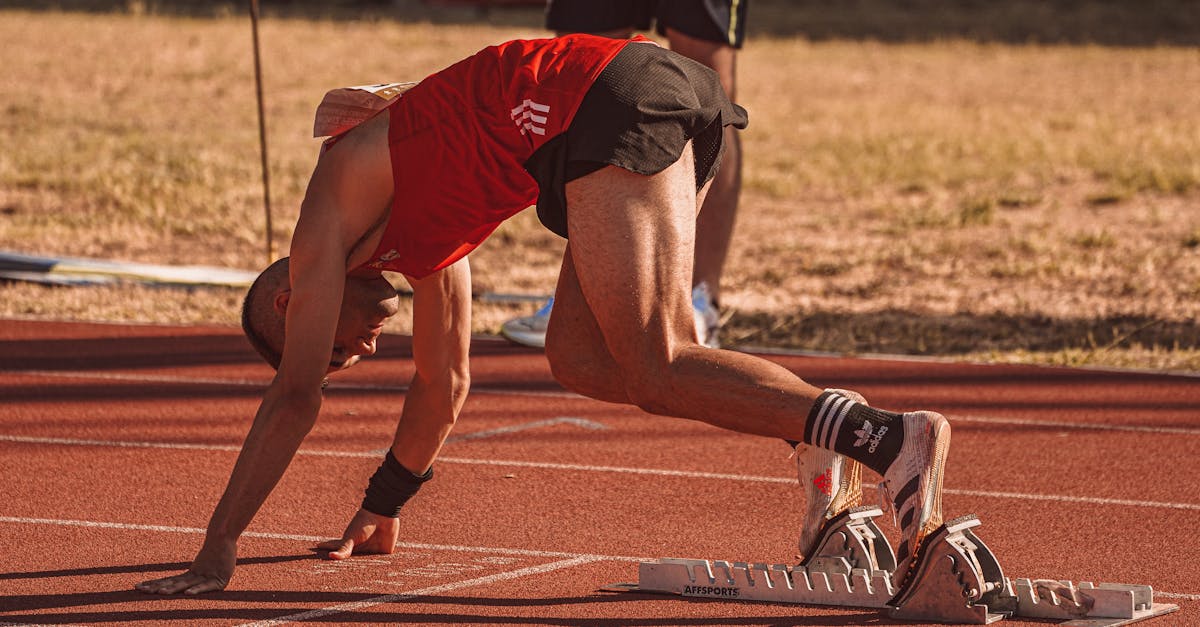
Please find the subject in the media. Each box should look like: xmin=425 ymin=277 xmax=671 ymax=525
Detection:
xmin=877 ymin=480 xmax=900 ymax=528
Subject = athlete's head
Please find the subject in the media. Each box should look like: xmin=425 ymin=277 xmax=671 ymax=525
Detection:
xmin=242 ymin=257 xmax=401 ymax=372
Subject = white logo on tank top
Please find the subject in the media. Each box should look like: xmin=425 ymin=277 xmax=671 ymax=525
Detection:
xmin=511 ymin=99 xmax=550 ymax=136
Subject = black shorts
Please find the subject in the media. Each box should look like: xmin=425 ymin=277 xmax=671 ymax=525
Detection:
xmin=546 ymin=0 xmax=749 ymax=49
xmin=523 ymin=42 xmax=749 ymax=238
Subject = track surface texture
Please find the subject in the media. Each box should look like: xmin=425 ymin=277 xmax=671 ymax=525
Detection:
xmin=1 ymin=320 xmax=1196 ymax=626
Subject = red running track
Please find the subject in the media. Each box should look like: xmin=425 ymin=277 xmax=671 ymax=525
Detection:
xmin=0 ymin=319 xmax=1196 ymax=626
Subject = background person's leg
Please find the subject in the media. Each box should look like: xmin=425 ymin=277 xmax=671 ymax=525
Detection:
xmin=665 ymin=27 xmax=742 ymax=307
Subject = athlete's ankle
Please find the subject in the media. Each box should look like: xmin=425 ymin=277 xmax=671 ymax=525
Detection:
xmin=802 ymin=390 xmax=906 ymax=475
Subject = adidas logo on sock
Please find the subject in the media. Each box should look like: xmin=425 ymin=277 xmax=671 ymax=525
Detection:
xmin=853 ymin=420 xmax=889 ymax=453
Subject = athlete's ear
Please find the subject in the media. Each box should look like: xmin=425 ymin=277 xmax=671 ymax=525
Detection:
xmin=273 ymin=289 xmax=291 ymax=314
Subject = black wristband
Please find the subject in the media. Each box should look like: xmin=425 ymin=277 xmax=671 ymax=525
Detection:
xmin=361 ymin=451 xmax=433 ymax=518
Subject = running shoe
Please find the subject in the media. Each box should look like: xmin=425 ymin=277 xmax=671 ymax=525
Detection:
xmin=880 ymin=410 xmax=951 ymax=587
xmin=795 ymin=389 xmax=865 ymax=560
xmin=499 ymin=284 xmax=723 ymax=349
xmin=499 ymin=297 xmax=554 ymax=348
xmin=691 ymin=281 xmax=721 ymax=349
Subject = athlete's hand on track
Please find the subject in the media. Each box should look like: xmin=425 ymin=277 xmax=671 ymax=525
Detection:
xmin=318 ymin=508 xmax=400 ymax=560
xmin=135 ymin=539 xmax=235 ymax=595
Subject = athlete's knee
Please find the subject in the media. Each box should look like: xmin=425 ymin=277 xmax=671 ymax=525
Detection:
xmin=548 ymin=362 xmax=599 ymax=399
xmin=544 ymin=322 xmax=584 ymax=385
xmin=545 ymin=337 xmax=622 ymax=401
xmin=552 ymin=351 xmax=672 ymax=415
xmin=624 ymin=380 xmax=673 ymax=416
xmin=545 ymin=340 xmax=587 ymax=391
xmin=617 ymin=360 xmax=679 ymax=416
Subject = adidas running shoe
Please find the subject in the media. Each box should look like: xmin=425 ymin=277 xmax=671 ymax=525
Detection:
xmin=499 ymin=283 xmax=722 ymax=349
xmin=795 ymin=389 xmax=865 ymax=560
xmin=880 ymin=410 xmax=951 ymax=586
xmin=691 ymin=281 xmax=721 ymax=349
xmin=499 ymin=297 xmax=554 ymax=348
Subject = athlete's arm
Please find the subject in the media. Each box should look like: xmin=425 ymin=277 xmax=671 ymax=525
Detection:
xmin=319 ymin=257 xmax=473 ymax=560
xmin=394 ymin=257 xmax=474 ymax=469
xmin=137 ymin=113 xmax=394 ymax=594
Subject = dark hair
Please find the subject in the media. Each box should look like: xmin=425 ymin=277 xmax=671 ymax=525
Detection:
xmin=241 ymin=257 xmax=290 ymax=370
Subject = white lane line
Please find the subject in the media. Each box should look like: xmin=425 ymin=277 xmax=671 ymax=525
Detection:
xmin=0 ymin=622 xmax=87 ymax=627
xmin=953 ymin=414 xmax=1200 ymax=436
xmin=942 ymin=489 xmax=1200 ymax=512
xmin=3 ymin=434 xmax=1199 ymax=512
xmin=9 ymin=369 xmax=266 ymax=387
xmin=439 ymin=457 xmax=1200 ymax=512
xmin=0 ymin=435 xmax=245 ymax=453
xmin=1157 ymin=591 xmax=1200 ymax=601
xmin=0 ymin=516 xmax=647 ymax=562
xmin=235 ymin=555 xmax=604 ymax=627
xmin=7 ymin=369 xmax=580 ymax=399
xmin=0 ymin=516 xmax=317 ymax=540
xmin=438 ymin=455 xmax=800 ymax=483
xmin=740 ymin=344 xmax=1200 ymax=379
xmin=445 ymin=417 xmax=608 ymax=443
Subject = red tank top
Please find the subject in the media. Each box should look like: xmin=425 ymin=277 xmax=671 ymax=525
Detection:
xmin=355 ymin=34 xmax=639 ymax=278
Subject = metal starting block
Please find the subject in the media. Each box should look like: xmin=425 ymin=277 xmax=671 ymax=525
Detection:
xmin=634 ymin=555 xmax=896 ymax=609
xmin=615 ymin=510 xmax=1179 ymax=625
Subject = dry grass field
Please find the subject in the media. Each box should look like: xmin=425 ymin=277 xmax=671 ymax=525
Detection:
xmin=1 ymin=2 xmax=1198 ymax=371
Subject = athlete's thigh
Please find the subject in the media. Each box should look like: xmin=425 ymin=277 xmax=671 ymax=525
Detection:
xmin=563 ymin=147 xmax=700 ymax=366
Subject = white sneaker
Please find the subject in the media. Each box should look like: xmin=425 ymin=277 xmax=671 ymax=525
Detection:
xmin=499 ymin=297 xmax=553 ymax=348
xmin=880 ymin=410 xmax=951 ymax=587
xmin=795 ymin=389 xmax=865 ymax=560
xmin=499 ymin=284 xmax=723 ymax=349
xmin=691 ymin=282 xmax=721 ymax=349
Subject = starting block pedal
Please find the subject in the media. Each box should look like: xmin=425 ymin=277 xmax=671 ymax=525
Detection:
xmin=801 ymin=505 xmax=897 ymax=573
xmin=888 ymin=515 xmax=1010 ymax=623
xmin=614 ymin=510 xmax=1179 ymax=625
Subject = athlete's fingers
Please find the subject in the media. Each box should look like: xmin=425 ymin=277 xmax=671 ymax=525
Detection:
xmin=323 ymin=538 xmax=356 ymax=560
xmin=135 ymin=574 xmax=178 ymax=594
xmin=134 ymin=579 xmax=162 ymax=593
xmin=182 ymin=577 xmax=227 ymax=595
xmin=137 ymin=573 xmax=201 ymax=595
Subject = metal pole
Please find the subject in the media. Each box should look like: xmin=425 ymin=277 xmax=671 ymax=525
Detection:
xmin=249 ymin=0 xmax=275 ymax=264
